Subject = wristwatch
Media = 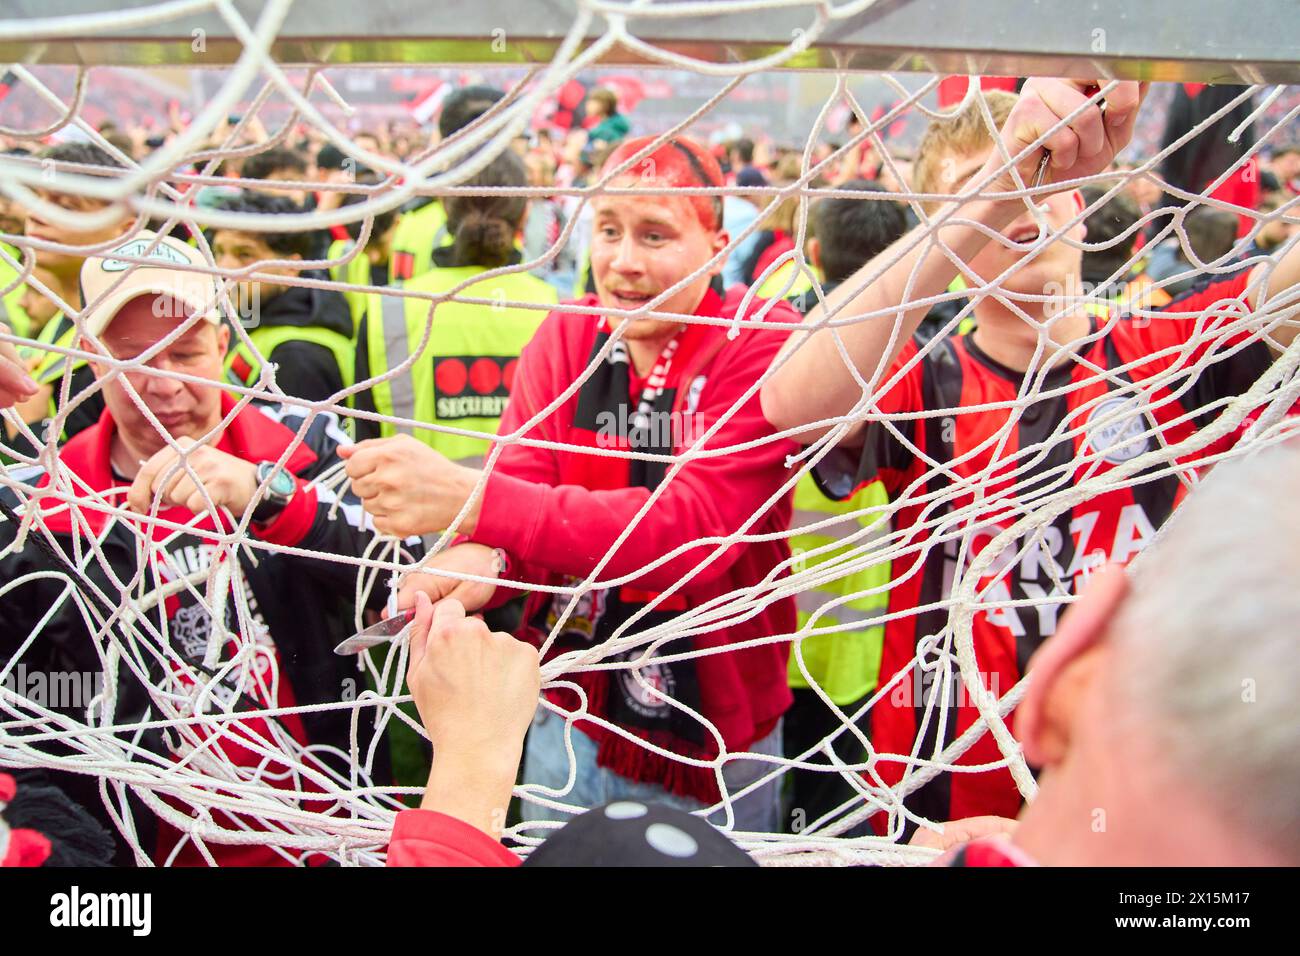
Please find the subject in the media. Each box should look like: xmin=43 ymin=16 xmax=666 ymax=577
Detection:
xmin=251 ymin=461 xmax=297 ymax=523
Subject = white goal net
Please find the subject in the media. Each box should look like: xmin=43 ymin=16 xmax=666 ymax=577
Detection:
xmin=2 ymin=0 xmax=1299 ymax=866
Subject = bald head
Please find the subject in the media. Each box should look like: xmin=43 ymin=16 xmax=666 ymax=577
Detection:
xmin=1014 ymin=438 xmax=1300 ymax=865
xmin=1115 ymin=440 xmax=1300 ymax=859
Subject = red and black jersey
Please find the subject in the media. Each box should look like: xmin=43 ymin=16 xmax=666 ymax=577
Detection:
xmin=818 ymin=266 xmax=1272 ymax=827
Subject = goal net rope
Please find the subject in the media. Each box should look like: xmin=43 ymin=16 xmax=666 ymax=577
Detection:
xmin=2 ymin=0 xmax=1299 ymax=866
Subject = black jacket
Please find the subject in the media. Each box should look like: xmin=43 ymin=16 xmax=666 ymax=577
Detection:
xmin=0 ymin=398 xmax=419 ymax=864
xmin=253 ymin=278 xmax=354 ymax=404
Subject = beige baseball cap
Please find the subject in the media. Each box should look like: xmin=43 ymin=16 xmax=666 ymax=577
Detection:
xmin=79 ymin=230 xmax=222 ymax=338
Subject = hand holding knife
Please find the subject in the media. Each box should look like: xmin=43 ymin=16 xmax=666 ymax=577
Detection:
xmin=334 ymin=607 xmax=418 ymax=655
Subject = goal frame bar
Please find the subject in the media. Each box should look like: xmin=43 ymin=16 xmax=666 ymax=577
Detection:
xmin=3 ymin=0 xmax=1299 ymax=84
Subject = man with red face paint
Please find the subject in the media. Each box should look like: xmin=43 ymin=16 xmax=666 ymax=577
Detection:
xmin=342 ymin=136 xmax=800 ymax=831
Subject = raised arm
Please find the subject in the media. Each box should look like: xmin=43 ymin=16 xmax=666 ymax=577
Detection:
xmin=759 ymin=78 xmax=1146 ymax=446
xmin=1251 ymin=241 xmax=1300 ymax=354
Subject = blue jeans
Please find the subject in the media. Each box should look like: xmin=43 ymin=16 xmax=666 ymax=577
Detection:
xmin=520 ymin=706 xmax=784 ymax=835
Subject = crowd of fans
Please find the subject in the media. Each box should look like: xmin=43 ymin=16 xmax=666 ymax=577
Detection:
xmin=1 ymin=77 xmax=1299 ymax=868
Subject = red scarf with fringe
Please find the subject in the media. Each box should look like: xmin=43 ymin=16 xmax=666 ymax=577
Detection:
xmin=520 ymin=297 xmax=733 ymax=804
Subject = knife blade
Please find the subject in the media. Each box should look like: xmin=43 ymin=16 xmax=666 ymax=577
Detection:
xmin=333 ymin=607 xmax=417 ymax=655
xmin=1031 ymin=149 xmax=1051 ymax=191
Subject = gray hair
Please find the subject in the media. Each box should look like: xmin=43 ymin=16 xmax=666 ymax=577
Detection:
xmin=1116 ymin=439 xmax=1300 ymax=860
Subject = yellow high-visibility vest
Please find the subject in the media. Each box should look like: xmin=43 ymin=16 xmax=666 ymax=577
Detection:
xmin=947 ymin=274 xmax=977 ymax=335
xmin=361 ymin=265 xmax=557 ymax=464
xmin=30 ymin=313 xmax=78 ymax=387
xmin=326 ymin=238 xmax=375 ymax=334
xmin=787 ymin=476 xmax=892 ymax=705
xmin=226 ymin=324 xmax=357 ymax=401
xmin=389 ymin=201 xmax=450 ymax=284
xmin=18 ymin=313 xmax=85 ymax=432
xmin=0 ymin=242 xmax=32 ymax=338
xmin=573 ymin=247 xmax=592 ymax=299
xmin=756 ymin=259 xmax=820 ymax=300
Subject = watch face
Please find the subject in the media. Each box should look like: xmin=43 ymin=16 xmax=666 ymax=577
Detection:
xmin=269 ymin=468 xmax=296 ymax=497
xmin=258 ymin=462 xmax=295 ymax=498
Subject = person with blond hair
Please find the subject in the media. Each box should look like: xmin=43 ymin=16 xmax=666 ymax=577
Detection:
xmin=762 ymin=78 xmax=1300 ymax=830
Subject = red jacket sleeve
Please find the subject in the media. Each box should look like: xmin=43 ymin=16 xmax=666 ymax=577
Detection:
xmin=385 ymin=810 xmax=520 ymax=868
xmin=473 ymin=320 xmax=796 ymax=592
xmin=476 ymin=336 xmax=566 ymax=604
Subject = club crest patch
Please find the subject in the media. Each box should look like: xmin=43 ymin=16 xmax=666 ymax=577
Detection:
xmin=1086 ymin=395 xmax=1151 ymax=465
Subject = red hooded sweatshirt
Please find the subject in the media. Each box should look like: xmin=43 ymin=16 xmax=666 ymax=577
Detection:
xmin=468 ymin=286 xmax=798 ymax=803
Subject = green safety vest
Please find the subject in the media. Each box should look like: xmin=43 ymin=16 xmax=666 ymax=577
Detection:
xmin=786 ymin=476 xmax=892 ymax=705
xmin=226 ymin=324 xmax=357 ymax=400
xmin=756 ymin=259 xmax=820 ymax=301
xmin=31 ymin=312 xmax=79 ymax=384
xmin=362 ymin=265 xmax=557 ymax=464
xmin=0 ymin=242 xmax=32 ymax=338
xmin=389 ymin=201 xmax=451 ymax=283
xmin=327 ymin=238 xmax=374 ymax=333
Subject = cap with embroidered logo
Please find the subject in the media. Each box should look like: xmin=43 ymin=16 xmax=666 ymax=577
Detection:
xmin=79 ymin=230 xmax=222 ymax=338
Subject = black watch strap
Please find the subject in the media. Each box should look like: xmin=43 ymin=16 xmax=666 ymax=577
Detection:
xmin=251 ymin=495 xmax=287 ymax=524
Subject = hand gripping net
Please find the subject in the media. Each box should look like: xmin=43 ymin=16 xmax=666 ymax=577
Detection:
xmin=2 ymin=0 xmax=1300 ymax=866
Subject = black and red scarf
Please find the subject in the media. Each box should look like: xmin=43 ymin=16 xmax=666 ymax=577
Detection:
xmin=522 ymin=297 xmax=730 ymax=802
